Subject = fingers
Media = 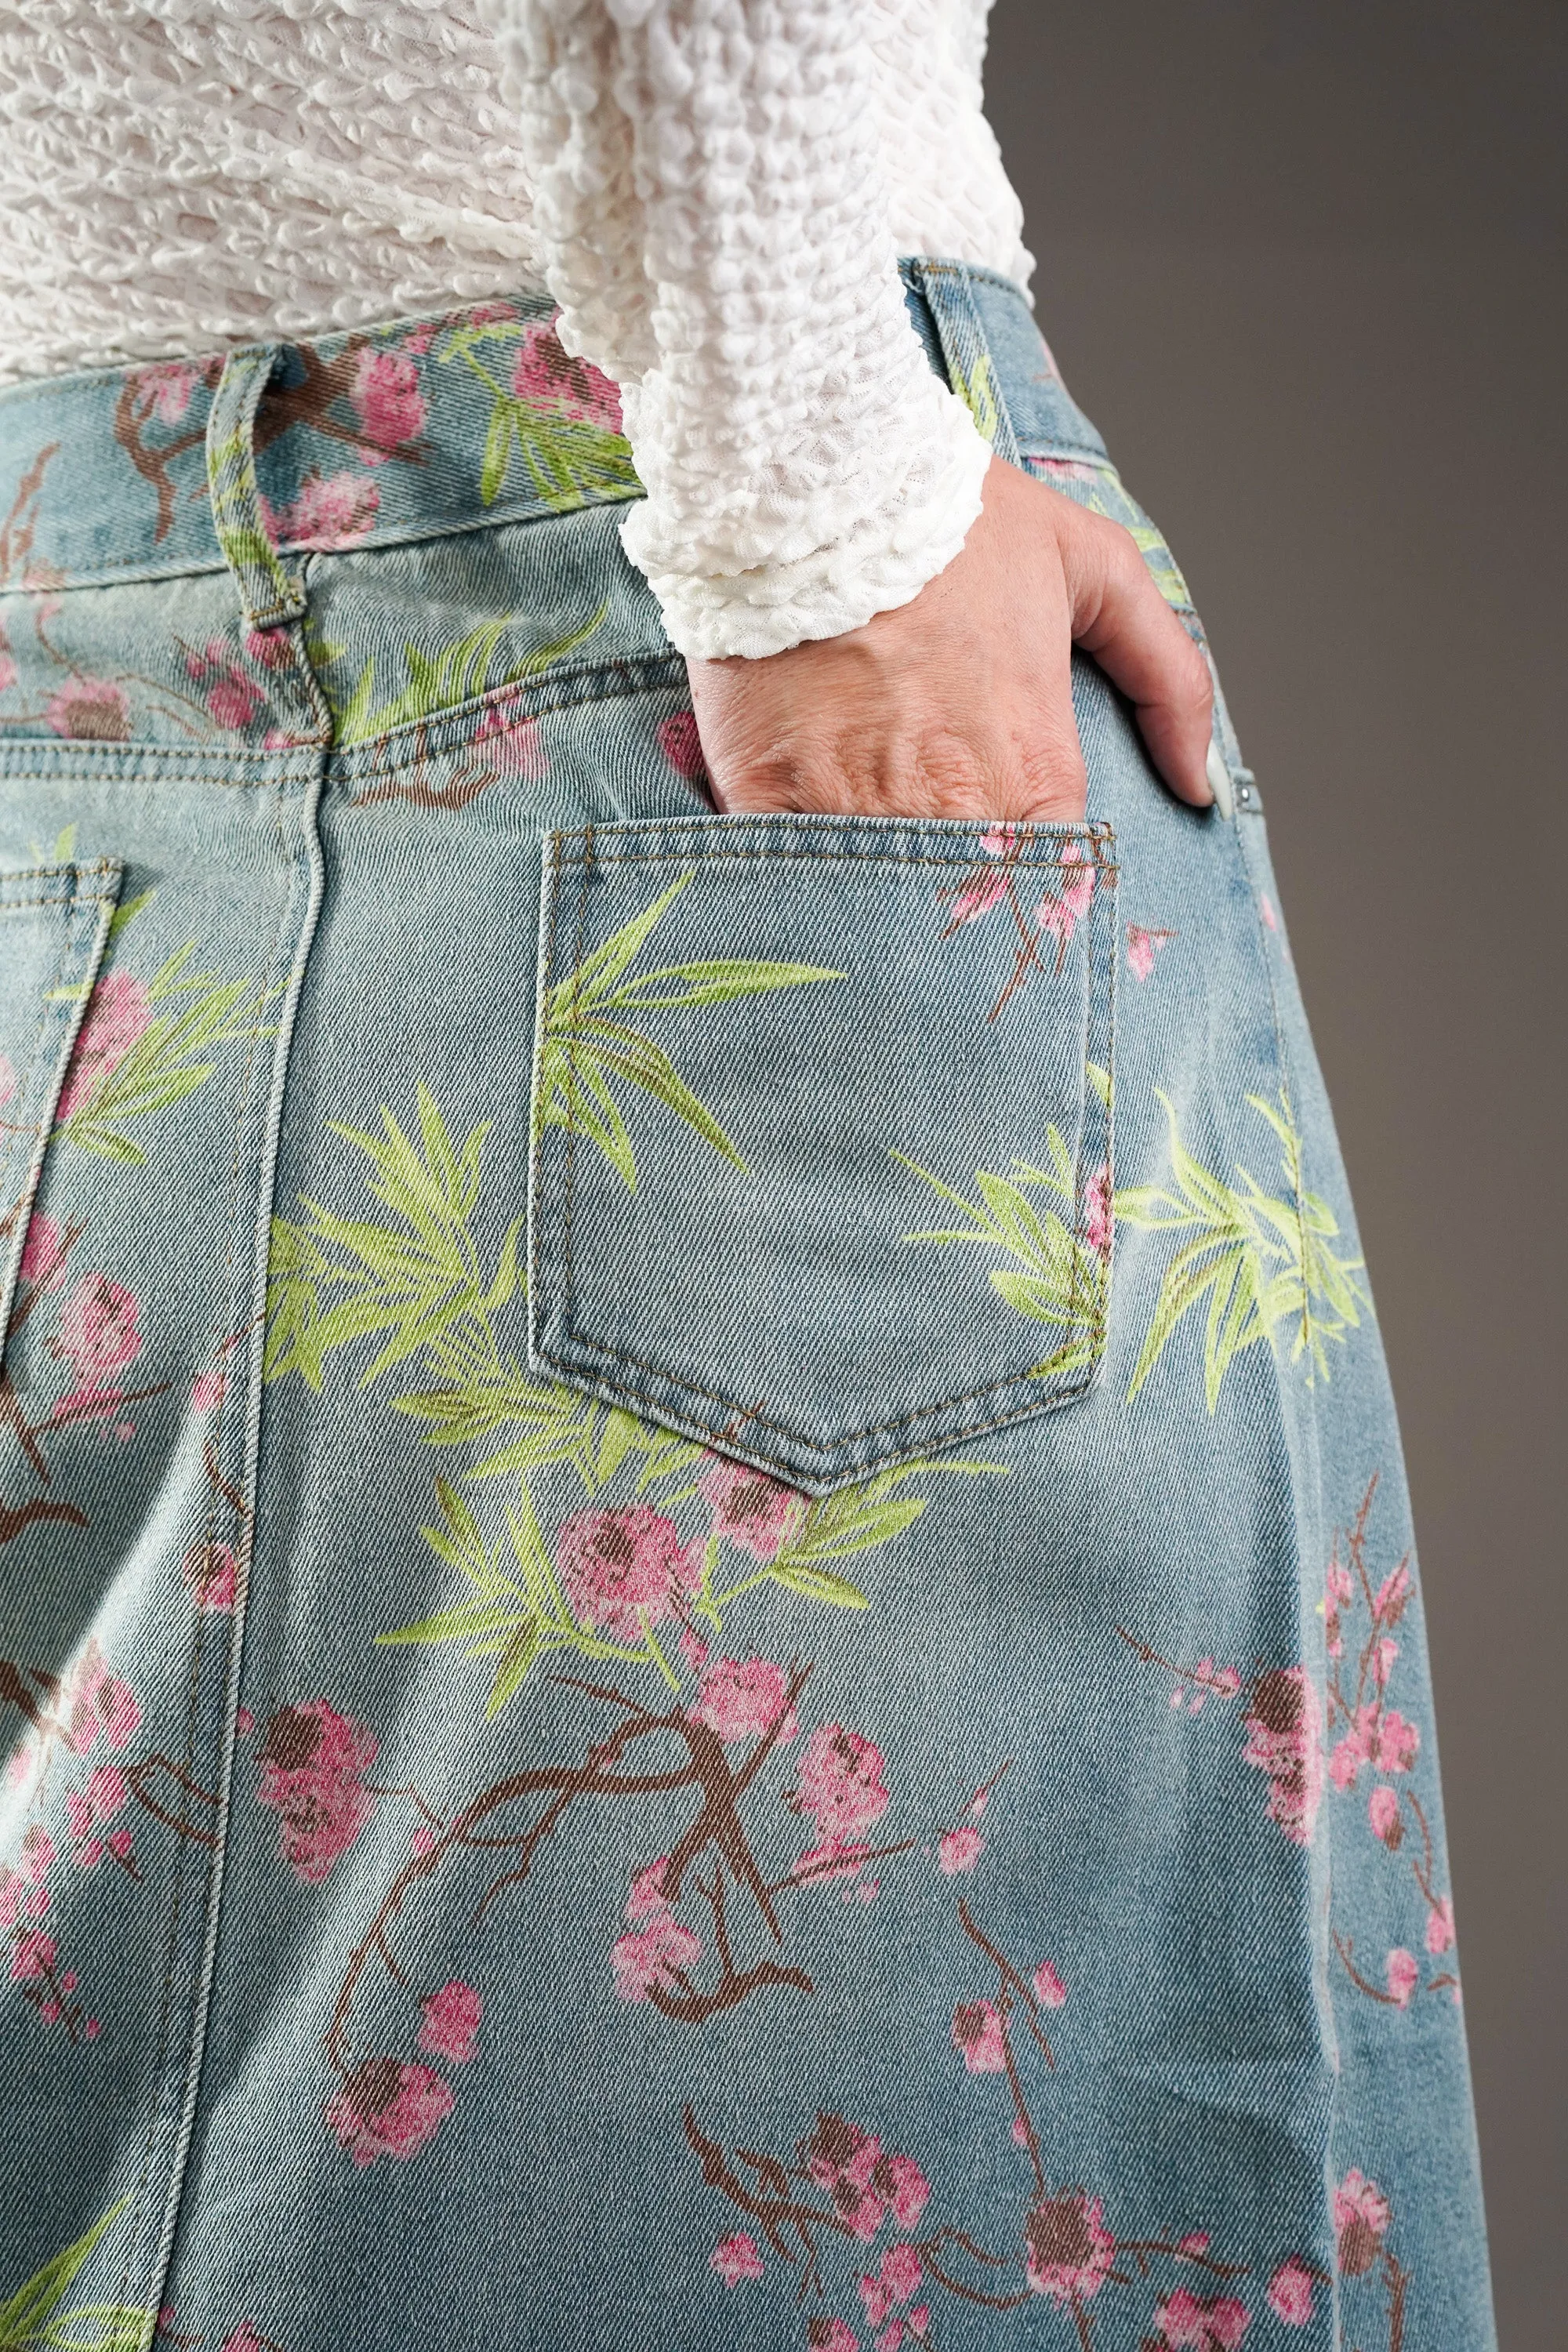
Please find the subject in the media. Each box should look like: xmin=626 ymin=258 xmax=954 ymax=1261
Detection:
xmin=1061 ymin=510 xmax=1216 ymax=807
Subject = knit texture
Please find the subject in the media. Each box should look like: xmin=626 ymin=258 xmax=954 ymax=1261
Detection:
xmin=0 ymin=2 xmax=1031 ymax=658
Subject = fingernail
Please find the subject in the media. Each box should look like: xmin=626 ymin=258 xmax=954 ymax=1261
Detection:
xmin=1205 ymin=739 xmax=1234 ymax=818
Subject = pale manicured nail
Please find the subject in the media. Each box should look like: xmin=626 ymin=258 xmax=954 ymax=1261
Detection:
xmin=1205 ymin=739 xmax=1234 ymax=818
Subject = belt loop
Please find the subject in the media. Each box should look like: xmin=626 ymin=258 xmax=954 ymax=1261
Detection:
xmin=205 ymin=342 xmax=306 ymax=630
xmin=905 ymin=259 xmax=1022 ymax=469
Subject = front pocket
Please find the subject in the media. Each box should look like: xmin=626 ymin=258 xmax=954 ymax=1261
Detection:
xmin=528 ymin=814 xmax=1116 ymax=1493
xmin=0 ymin=858 xmax=123 ymax=1343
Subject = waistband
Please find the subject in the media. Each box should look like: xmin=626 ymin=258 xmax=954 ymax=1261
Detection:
xmin=0 ymin=262 xmax=1109 ymax=605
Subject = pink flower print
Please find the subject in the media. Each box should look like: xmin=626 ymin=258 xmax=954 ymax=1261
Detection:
xmin=11 ymin=1928 xmax=55 ymax=1981
xmin=1371 ymin=1637 xmax=1398 ymax=1687
xmin=1367 ymin=1784 xmax=1402 ymax=1846
xmin=220 ymin=2326 xmax=266 ymax=2352
xmin=191 ymin=1366 xmax=227 ymax=1414
xmin=186 ymin=640 xmax=263 ymax=731
xmin=136 ymin=360 xmax=199 ymax=423
xmin=1329 ymin=1724 xmax=1370 ymax=1792
xmin=1425 ymin=1896 xmax=1455 ymax=1955
xmin=625 ymin=1855 xmax=673 ymax=1922
xmin=1242 ymin=1667 xmax=1323 ymax=1844
xmin=711 ymin=2232 xmax=764 ymax=2286
xmin=699 ymin=1456 xmax=804 ymax=1563
xmin=1374 ymin=1559 xmax=1413 ymax=1626
xmin=53 ymin=1271 xmax=143 ymax=1382
xmin=20 ymin=1211 xmax=67 ymax=1289
xmin=803 ymin=2114 xmax=928 ymax=2242
xmin=351 ymin=346 xmax=427 ymax=453
xmin=610 ymin=1908 xmax=702 ymax=2002
xmin=183 ymin=1537 xmax=238 ymax=1611
xmin=326 ymin=2056 xmax=453 ymax=2169
xmin=937 ymin=1825 xmax=983 ymax=1873
xmin=1385 ymin=1947 xmax=1419 ymax=2007
xmin=656 ymin=708 xmax=707 ymax=782
xmin=691 ymin=1656 xmax=797 ymax=1744
xmin=244 ymin=624 xmax=294 ymax=670
xmin=979 ymin=822 xmax=1020 ymax=857
xmin=260 ymin=471 xmax=379 ymax=550
xmin=1083 ymin=1161 xmax=1112 ymax=1255
xmin=1323 ymin=1556 xmax=1353 ymax=1657
xmin=807 ymin=2324 xmax=858 ymax=2352
xmin=1127 ymin=924 xmax=1174 ymax=982
xmin=472 ymin=688 xmax=549 ymax=779
xmin=1260 ymin=893 xmax=1279 ymax=932
xmin=790 ymin=1722 xmax=891 ymax=1860
xmin=1374 ymin=1709 xmax=1419 ymax=1773
xmin=1332 ymin=2171 xmax=1391 ymax=2277
xmin=557 ymin=1503 xmax=701 ymax=1639
xmin=1032 ymin=1960 xmax=1067 ymax=2008
xmin=952 ymin=1998 xmax=1007 ymax=2073
xmin=1155 ymin=2288 xmax=1251 ymax=2348
xmin=58 ymin=971 xmax=152 ymax=1120
xmin=1024 ymin=2191 xmax=1116 ymax=2303
xmin=418 ymin=1979 xmax=482 ymax=2063
xmin=1036 ymin=843 xmax=1095 ymax=948
xmin=511 ymin=318 xmax=624 ymax=433
xmin=46 ymin=673 xmax=130 ymax=743
xmin=1265 ymin=2258 xmax=1315 ymax=2325
xmin=256 ymin=1699 xmax=378 ymax=1882
xmin=678 ymin=1626 xmax=710 ymax=1671
xmin=948 ymin=866 xmax=1007 ymax=927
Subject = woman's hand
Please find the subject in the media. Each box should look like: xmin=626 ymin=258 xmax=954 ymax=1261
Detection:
xmin=687 ymin=453 xmax=1216 ymax=823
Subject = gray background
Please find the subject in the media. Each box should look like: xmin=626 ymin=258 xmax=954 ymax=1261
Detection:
xmin=984 ymin=3 xmax=1565 ymax=2344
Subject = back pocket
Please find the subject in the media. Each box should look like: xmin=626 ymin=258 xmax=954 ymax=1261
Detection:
xmin=528 ymin=814 xmax=1116 ymax=1493
xmin=0 ymin=858 xmax=124 ymax=1341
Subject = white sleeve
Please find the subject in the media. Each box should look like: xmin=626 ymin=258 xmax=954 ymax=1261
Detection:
xmin=480 ymin=0 xmax=993 ymax=662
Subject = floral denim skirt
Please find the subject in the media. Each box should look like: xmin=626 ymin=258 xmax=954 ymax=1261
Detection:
xmin=0 ymin=261 xmax=1494 ymax=2352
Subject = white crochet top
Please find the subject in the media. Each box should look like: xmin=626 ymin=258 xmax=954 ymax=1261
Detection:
xmin=0 ymin=3 xmax=1030 ymax=660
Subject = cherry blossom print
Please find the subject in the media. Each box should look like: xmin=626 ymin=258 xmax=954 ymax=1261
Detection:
xmin=1151 ymin=2285 xmax=1250 ymax=2347
xmin=180 ymin=1537 xmax=238 ymax=1612
xmin=1322 ymin=1476 xmax=1457 ymax=2006
xmin=255 ymin=1700 xmax=377 ymax=1883
xmin=133 ymin=359 xmax=199 ymax=424
xmin=260 ymin=471 xmax=379 ymax=550
xmin=325 ymin=2056 xmax=453 ymax=2169
xmin=690 ymin=1656 xmax=798 ymax=1744
xmin=45 ymin=673 xmax=130 ymax=742
xmin=1332 ymin=2171 xmax=1391 ymax=2277
xmin=417 ymin=1979 xmax=482 ymax=2063
xmin=350 ymin=347 xmax=428 ymax=454
xmin=1385 ymin=1947 xmax=1420 ymax=2008
xmin=1241 ymin=1667 xmax=1323 ymax=1846
xmin=698 ymin=1456 xmax=804 ymax=1563
xmin=556 ymin=1502 xmax=701 ymax=1639
xmin=711 ymin=2232 xmax=765 ymax=2287
xmin=789 ymin=1722 xmax=891 ymax=1847
xmin=183 ymin=638 xmax=263 ymax=731
xmin=60 ymin=1640 xmax=143 ymax=1755
xmin=1025 ymin=2191 xmax=1116 ymax=2303
xmin=800 ymin=2112 xmax=931 ymax=2242
xmin=937 ymin=1824 xmax=984 ymax=1873
xmin=1265 ymin=2259 xmax=1316 ymax=2325
xmin=1127 ymin=923 xmax=1175 ymax=982
xmin=860 ymin=2241 xmax=923 ymax=2326
xmin=612 ymin=1907 xmax=703 ymax=2002
xmin=952 ymin=1998 xmax=1007 ymax=2073
xmin=470 ymin=690 xmax=547 ymax=779
xmin=808 ymin=2323 xmax=857 ymax=2352
xmin=511 ymin=318 xmax=624 ymax=433
xmin=949 ymin=865 xmax=1008 ymax=927
xmin=65 ymin=1764 xmax=132 ymax=1871
xmin=1084 ymin=1161 xmax=1112 ymax=1256
xmin=19 ymin=1210 xmax=67 ymax=1288
xmin=57 ymin=971 xmax=152 ymax=1121
xmin=657 ymin=707 xmax=707 ymax=782
xmin=11 ymin=1926 xmax=54 ymax=1980
xmin=1036 ymin=841 xmax=1095 ymax=952
xmin=1032 ymin=1961 xmax=1067 ymax=2009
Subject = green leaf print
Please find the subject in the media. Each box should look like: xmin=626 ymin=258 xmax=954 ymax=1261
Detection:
xmin=896 ymin=1122 xmax=1109 ymax=1381
xmin=1117 ymin=1089 xmax=1367 ymax=1408
xmin=536 ymin=871 xmax=843 ymax=1190
xmin=437 ymin=319 xmax=641 ymax=512
xmin=0 ymin=2201 xmax=150 ymax=2352
xmin=55 ymin=939 xmax=278 ymax=1167
xmin=313 ymin=601 xmax=610 ymax=750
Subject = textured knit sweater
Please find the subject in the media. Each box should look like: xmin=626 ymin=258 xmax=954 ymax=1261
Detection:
xmin=0 ymin=3 xmax=1031 ymax=659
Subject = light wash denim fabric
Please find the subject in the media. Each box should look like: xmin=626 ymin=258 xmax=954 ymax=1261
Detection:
xmin=0 ymin=263 xmax=1494 ymax=2352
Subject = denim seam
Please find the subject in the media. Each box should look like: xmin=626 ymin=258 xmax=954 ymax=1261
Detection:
xmin=0 ymin=876 xmax=121 ymax=1263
